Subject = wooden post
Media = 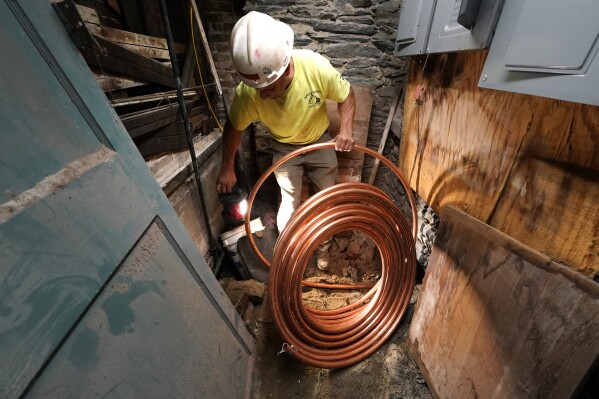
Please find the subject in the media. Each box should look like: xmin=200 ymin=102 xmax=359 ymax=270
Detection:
xmin=190 ymin=0 xmax=222 ymax=97
xmin=367 ymin=87 xmax=402 ymax=185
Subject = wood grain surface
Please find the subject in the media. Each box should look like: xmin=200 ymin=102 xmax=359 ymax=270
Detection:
xmin=400 ymin=50 xmax=599 ymax=276
xmin=408 ymin=206 xmax=599 ymax=399
xmin=327 ymin=84 xmax=373 ymax=183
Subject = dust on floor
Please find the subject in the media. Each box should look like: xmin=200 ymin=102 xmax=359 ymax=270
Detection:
xmin=248 ymin=285 xmax=431 ymax=399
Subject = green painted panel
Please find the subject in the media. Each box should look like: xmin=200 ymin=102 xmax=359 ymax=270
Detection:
xmin=27 ymin=220 xmax=252 ymax=398
xmin=0 ymin=0 xmax=104 ymax=204
xmin=0 ymin=158 xmax=161 ymax=396
xmin=0 ymin=1 xmax=254 ymax=397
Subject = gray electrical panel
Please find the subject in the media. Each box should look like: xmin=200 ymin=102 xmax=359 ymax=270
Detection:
xmin=479 ymin=0 xmax=599 ymax=106
xmin=426 ymin=0 xmax=504 ymax=54
xmin=395 ymin=0 xmax=437 ymax=57
xmin=395 ymin=0 xmax=504 ymax=57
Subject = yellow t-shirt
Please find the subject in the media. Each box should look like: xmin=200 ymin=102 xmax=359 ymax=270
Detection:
xmin=228 ymin=49 xmax=351 ymax=144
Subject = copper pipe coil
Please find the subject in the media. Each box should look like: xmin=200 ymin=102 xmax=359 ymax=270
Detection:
xmin=244 ymin=143 xmax=417 ymax=368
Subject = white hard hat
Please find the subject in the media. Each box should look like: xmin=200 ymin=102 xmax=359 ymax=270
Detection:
xmin=230 ymin=11 xmax=294 ymax=89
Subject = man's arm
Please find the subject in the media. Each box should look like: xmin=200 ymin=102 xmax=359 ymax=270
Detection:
xmin=334 ymin=86 xmax=356 ymax=152
xmin=216 ymin=118 xmax=243 ymax=193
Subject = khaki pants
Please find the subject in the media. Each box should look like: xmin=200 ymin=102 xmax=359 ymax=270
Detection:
xmin=272 ymin=133 xmax=337 ymax=233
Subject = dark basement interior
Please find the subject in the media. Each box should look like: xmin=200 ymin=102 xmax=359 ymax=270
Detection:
xmin=2 ymin=0 xmax=599 ymax=398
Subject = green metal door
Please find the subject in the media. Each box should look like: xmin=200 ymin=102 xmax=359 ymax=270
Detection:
xmin=0 ymin=1 xmax=253 ymax=397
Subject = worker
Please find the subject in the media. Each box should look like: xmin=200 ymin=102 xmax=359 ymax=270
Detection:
xmin=216 ymin=11 xmax=356 ymax=271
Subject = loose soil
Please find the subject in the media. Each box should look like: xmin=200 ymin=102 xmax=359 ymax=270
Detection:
xmin=248 ymin=284 xmax=431 ymax=399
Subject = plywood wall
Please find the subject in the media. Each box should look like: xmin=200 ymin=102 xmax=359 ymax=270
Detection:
xmin=408 ymin=206 xmax=599 ymax=399
xmin=399 ymin=50 xmax=599 ymax=276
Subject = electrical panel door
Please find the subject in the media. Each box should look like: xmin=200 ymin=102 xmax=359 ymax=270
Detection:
xmin=479 ymin=0 xmax=599 ymax=105
xmin=395 ymin=0 xmax=504 ymax=57
xmin=395 ymin=0 xmax=437 ymax=57
xmin=426 ymin=0 xmax=505 ymax=53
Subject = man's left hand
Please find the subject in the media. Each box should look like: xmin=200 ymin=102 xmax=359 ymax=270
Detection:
xmin=333 ymin=133 xmax=354 ymax=152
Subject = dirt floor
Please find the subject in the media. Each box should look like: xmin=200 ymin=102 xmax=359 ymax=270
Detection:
xmin=247 ymin=283 xmax=431 ymax=399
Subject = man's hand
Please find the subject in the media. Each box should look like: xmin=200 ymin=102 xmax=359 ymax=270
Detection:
xmin=217 ymin=119 xmax=243 ymax=194
xmin=335 ymin=86 xmax=356 ymax=152
xmin=332 ymin=133 xmax=355 ymax=152
xmin=217 ymin=166 xmax=236 ymax=193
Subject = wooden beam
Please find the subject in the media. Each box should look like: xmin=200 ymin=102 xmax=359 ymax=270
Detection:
xmin=367 ymin=87 xmax=402 ymax=185
xmin=92 ymin=69 xmax=146 ymax=92
xmin=190 ymin=1 xmax=222 ymax=96
xmin=76 ymin=4 xmax=185 ymax=53
xmin=94 ymin=26 xmax=186 ymax=55
xmin=111 ymin=89 xmax=201 ymax=107
xmin=134 ymin=113 xmax=206 ymax=157
xmin=75 ymin=3 xmax=101 ymax=24
xmin=326 ymin=84 xmax=373 ymax=183
xmin=76 ymin=4 xmax=186 ymax=60
xmin=146 ymin=130 xmax=222 ymax=189
xmin=83 ymin=36 xmax=176 ymax=88
xmin=122 ymin=101 xmax=203 ymax=138
xmin=139 ymin=0 xmax=163 ymax=38
xmin=53 ymin=0 xmax=176 ymax=87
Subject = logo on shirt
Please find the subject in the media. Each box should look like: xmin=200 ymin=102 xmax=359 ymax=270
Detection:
xmin=304 ymin=90 xmax=322 ymax=108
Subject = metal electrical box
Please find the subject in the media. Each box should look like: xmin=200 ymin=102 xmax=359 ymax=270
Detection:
xmin=479 ymin=0 xmax=599 ymax=105
xmin=395 ymin=0 xmax=437 ymax=57
xmin=426 ymin=0 xmax=504 ymax=53
xmin=395 ymin=0 xmax=504 ymax=57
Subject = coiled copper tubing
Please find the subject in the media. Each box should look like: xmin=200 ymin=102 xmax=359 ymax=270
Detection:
xmin=245 ymin=143 xmax=417 ymax=368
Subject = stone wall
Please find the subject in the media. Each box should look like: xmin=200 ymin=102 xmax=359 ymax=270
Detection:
xmin=203 ymin=0 xmax=409 ymax=191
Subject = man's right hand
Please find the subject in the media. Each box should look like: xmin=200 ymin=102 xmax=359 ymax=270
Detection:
xmin=217 ymin=119 xmax=244 ymax=194
xmin=216 ymin=166 xmax=236 ymax=193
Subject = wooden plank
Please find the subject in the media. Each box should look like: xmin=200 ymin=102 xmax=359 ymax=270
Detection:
xmin=399 ymin=50 xmax=599 ymax=276
xmin=126 ymin=104 xmax=204 ymax=138
xmin=83 ymin=35 xmax=175 ymax=87
xmin=94 ymin=26 xmax=186 ymax=57
xmin=111 ymin=89 xmax=197 ymax=107
xmin=76 ymin=5 xmax=186 ymax=57
xmin=92 ymin=68 xmax=146 ymax=91
xmin=147 ymin=130 xmax=221 ymax=189
xmin=367 ymin=87 xmax=402 ymax=185
xmin=53 ymin=0 xmax=176 ymax=87
xmin=147 ymin=131 xmax=224 ymax=258
xmin=121 ymin=101 xmax=190 ymax=129
xmin=190 ymin=0 xmax=222 ymax=96
xmin=408 ymin=205 xmax=599 ymax=399
xmin=326 ymin=84 xmax=373 ymax=183
xmin=134 ymin=113 xmax=206 ymax=157
xmin=75 ymin=3 xmax=101 ymax=24
xmin=490 ymin=103 xmax=599 ymax=277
